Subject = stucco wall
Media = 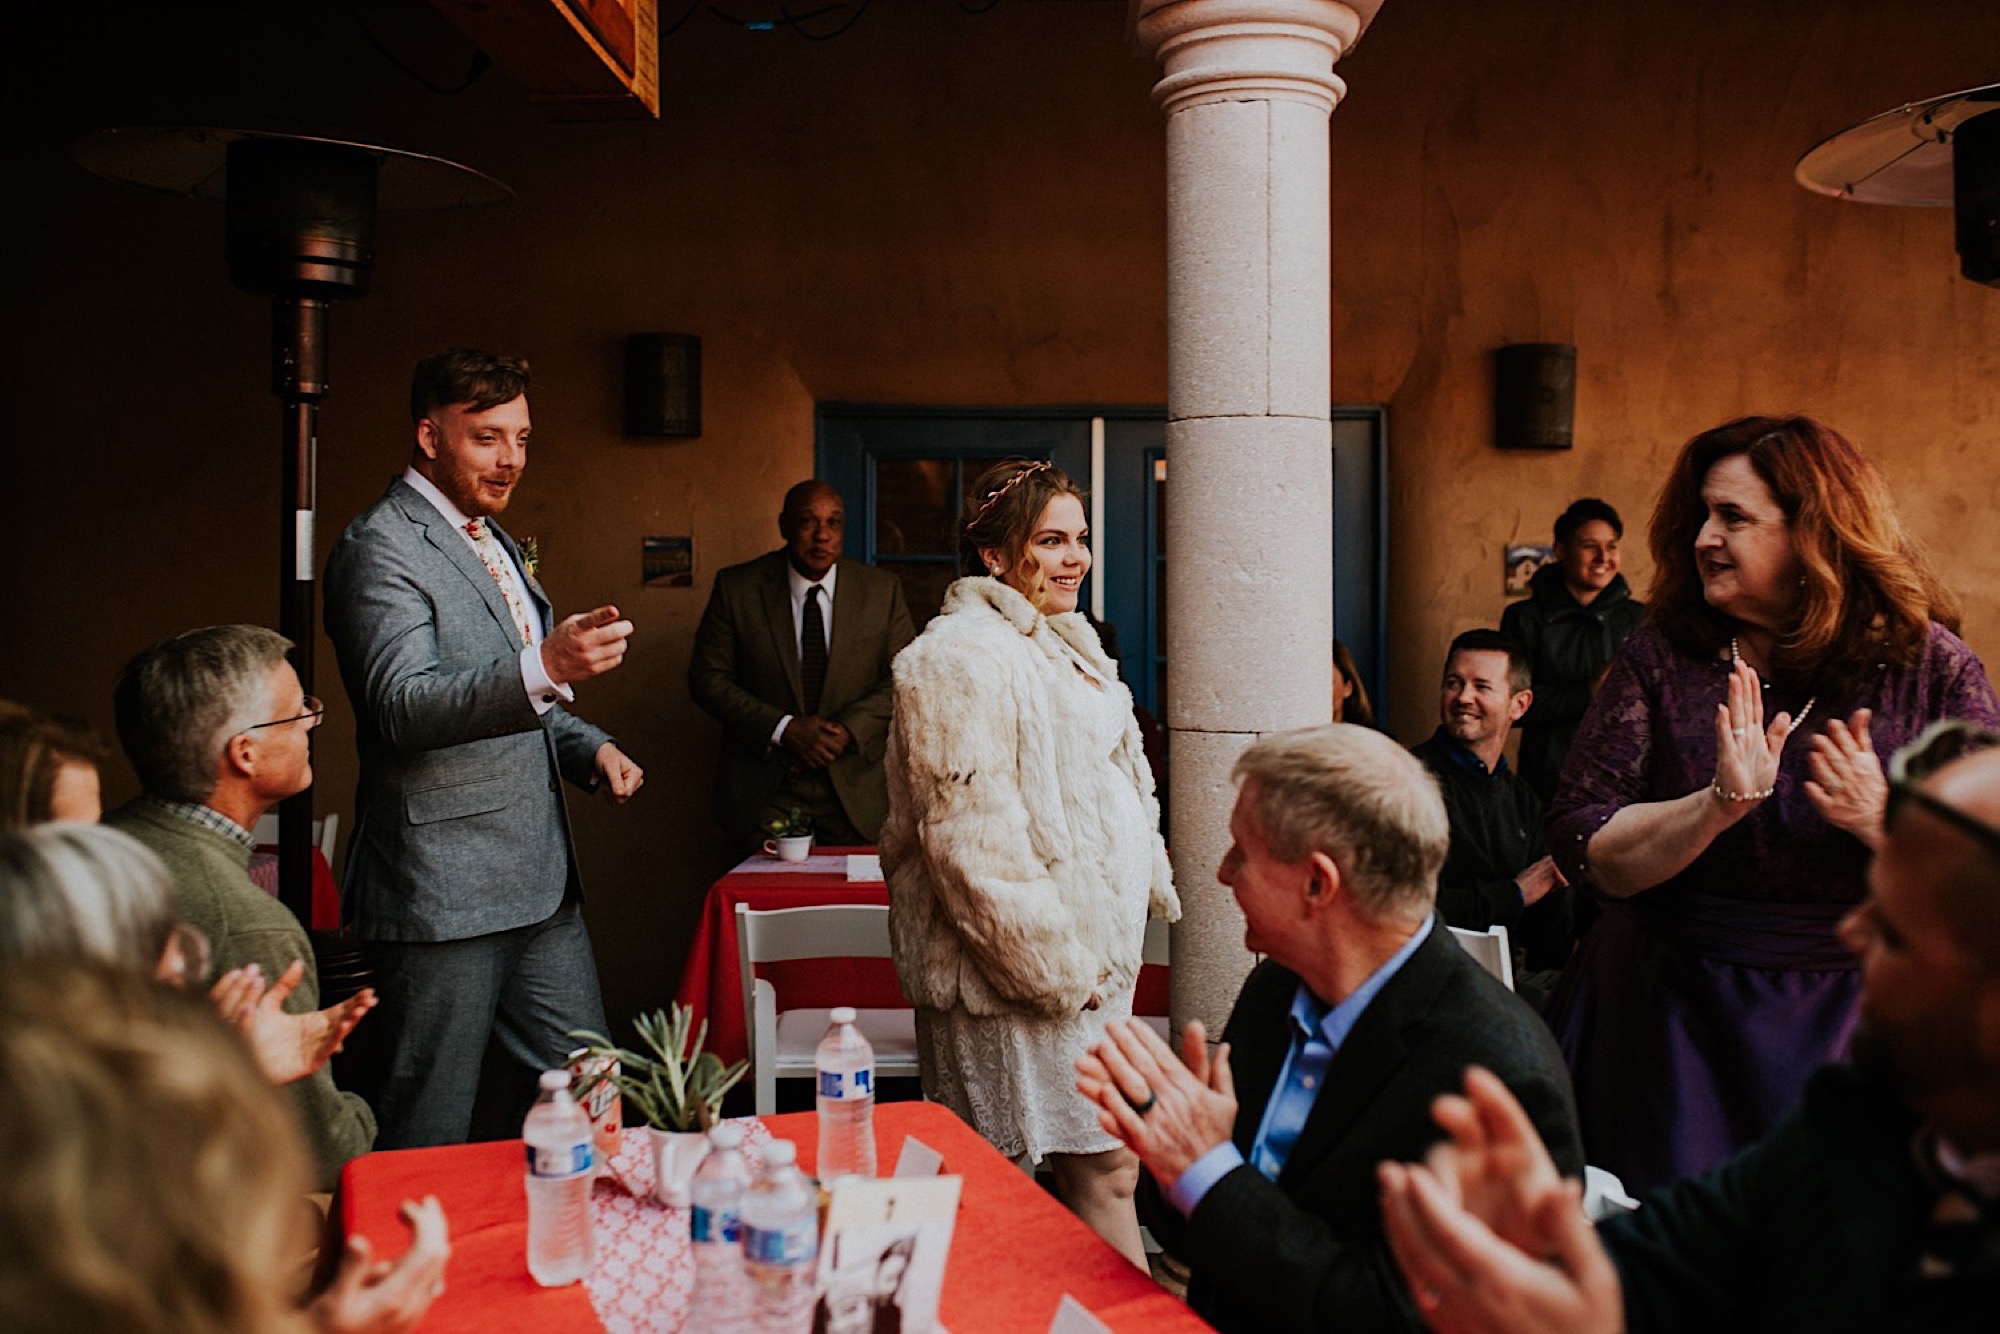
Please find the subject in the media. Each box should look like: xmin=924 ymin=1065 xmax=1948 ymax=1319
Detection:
xmin=4 ymin=0 xmax=1998 ymax=1032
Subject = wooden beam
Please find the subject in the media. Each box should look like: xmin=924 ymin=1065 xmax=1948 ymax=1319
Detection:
xmin=428 ymin=0 xmax=659 ymax=121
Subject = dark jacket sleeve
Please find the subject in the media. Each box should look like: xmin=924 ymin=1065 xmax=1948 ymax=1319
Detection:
xmin=830 ymin=572 xmax=915 ymax=767
xmin=688 ymin=566 xmax=791 ymax=748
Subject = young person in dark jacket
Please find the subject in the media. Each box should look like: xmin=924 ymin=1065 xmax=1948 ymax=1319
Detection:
xmin=1500 ymin=499 xmax=1645 ymax=802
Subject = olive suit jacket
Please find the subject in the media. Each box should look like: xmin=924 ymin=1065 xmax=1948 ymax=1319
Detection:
xmin=688 ymin=551 xmax=914 ymax=847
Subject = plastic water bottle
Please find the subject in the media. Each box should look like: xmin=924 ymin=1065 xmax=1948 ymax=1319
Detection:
xmin=741 ymin=1139 xmax=818 ymax=1331
xmin=524 ymin=1068 xmax=597 ymax=1286
xmin=815 ymin=1006 xmax=877 ymax=1183
xmin=690 ymin=1122 xmax=753 ymax=1331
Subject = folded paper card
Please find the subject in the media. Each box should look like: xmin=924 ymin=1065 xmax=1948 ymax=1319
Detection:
xmin=893 ymin=1135 xmax=944 ymax=1178
xmin=1047 ymin=1294 xmax=1112 ymax=1334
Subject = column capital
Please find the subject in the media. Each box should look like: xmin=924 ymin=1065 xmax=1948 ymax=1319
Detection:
xmin=1133 ymin=0 xmax=1378 ymax=116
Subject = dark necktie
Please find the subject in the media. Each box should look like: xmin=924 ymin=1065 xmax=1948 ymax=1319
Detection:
xmin=801 ymin=584 xmax=828 ymax=716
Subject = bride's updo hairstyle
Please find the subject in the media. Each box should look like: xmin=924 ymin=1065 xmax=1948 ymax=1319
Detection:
xmin=960 ymin=459 xmax=1086 ymax=613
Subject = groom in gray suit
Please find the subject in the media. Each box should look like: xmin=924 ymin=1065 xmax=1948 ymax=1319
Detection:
xmin=690 ymin=480 xmax=914 ymax=851
xmin=325 ymin=347 xmax=643 ymax=1147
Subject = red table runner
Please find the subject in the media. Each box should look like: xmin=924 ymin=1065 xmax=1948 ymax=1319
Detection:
xmin=671 ymin=849 xmax=1169 ymax=1068
xmin=335 ymin=1100 xmax=1207 ymax=1332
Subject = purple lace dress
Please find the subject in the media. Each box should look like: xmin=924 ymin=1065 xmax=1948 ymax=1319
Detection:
xmin=1546 ymin=623 xmax=1998 ymax=1194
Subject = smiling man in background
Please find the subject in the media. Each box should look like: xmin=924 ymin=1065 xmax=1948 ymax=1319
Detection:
xmin=324 ymin=347 xmax=642 ymax=1147
xmin=1412 ymin=630 xmax=1572 ymax=1004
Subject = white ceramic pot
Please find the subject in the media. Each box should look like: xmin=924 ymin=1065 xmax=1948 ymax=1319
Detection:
xmin=651 ymin=1126 xmax=710 ymax=1207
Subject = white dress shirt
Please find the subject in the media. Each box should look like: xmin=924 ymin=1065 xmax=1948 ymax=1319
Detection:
xmin=402 ymin=466 xmax=571 ymax=716
xmin=771 ymin=561 xmax=839 ymax=745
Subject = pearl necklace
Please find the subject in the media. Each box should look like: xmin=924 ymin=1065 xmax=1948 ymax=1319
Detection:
xmin=1730 ymin=636 xmax=1816 ymax=729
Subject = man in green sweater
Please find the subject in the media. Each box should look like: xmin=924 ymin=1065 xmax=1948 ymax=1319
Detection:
xmin=106 ymin=625 xmax=376 ymax=1189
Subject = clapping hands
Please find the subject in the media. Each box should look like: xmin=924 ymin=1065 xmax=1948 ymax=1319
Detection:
xmin=208 ymin=960 xmax=375 ymax=1085
xmin=1377 ymin=1067 xmax=1622 ymax=1333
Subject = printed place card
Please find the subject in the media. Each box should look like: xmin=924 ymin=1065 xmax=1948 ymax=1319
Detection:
xmin=816 ymin=1177 xmax=961 ymax=1334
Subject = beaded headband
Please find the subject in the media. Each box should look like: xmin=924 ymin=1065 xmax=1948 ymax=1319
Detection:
xmin=966 ymin=459 xmax=1053 ymax=529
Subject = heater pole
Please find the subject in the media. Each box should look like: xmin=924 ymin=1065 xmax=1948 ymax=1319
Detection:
xmin=274 ymin=294 xmax=328 ymax=925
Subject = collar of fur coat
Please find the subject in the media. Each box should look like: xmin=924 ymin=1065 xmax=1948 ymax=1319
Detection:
xmin=943 ymin=575 xmax=1112 ymax=664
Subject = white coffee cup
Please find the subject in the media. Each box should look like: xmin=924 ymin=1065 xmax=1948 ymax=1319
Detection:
xmin=763 ymin=833 xmax=812 ymax=862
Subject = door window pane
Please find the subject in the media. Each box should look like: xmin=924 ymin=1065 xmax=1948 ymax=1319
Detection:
xmin=875 ymin=458 xmax=959 ymax=555
xmin=878 ymin=560 xmax=960 ymax=627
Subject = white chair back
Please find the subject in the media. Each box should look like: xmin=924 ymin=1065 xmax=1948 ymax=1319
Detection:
xmin=734 ymin=902 xmax=920 ymax=1115
xmin=1446 ymin=922 xmax=1515 ymax=991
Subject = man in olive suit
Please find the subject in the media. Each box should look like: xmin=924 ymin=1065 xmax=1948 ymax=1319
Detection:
xmin=690 ymin=480 xmax=914 ymax=851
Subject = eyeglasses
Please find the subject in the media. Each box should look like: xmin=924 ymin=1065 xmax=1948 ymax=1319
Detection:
xmin=241 ymin=695 xmax=325 ymax=733
xmin=1885 ymin=719 xmax=2000 ymax=859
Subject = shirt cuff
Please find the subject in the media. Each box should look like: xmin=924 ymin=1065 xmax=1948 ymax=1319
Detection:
xmin=519 ymin=645 xmax=574 ymax=716
xmin=1165 ymin=1142 xmax=1244 ymax=1217
xmin=770 ymin=714 xmax=794 ymax=748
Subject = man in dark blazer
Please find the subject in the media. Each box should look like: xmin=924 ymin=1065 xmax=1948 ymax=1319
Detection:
xmin=1077 ymin=724 xmax=1582 ymax=1333
xmin=689 ymin=480 xmax=914 ymax=850
xmin=324 ymin=347 xmax=643 ymax=1147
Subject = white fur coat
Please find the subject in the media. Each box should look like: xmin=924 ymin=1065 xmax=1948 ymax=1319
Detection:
xmin=881 ymin=577 xmax=1178 ymax=1019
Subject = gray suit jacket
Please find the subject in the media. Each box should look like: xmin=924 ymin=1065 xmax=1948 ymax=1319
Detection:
xmin=324 ymin=479 xmax=611 ymax=942
xmin=688 ymin=551 xmax=913 ymax=846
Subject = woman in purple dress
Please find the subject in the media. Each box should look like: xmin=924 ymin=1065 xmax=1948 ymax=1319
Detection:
xmin=1548 ymin=415 xmax=2000 ymax=1194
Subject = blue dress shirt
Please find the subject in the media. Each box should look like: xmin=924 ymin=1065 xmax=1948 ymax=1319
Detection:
xmin=1166 ymin=916 xmax=1435 ymax=1215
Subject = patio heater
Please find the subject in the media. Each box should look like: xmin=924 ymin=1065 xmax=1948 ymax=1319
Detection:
xmin=74 ymin=127 xmax=511 ymax=926
xmin=1795 ymin=83 xmax=2000 ymax=286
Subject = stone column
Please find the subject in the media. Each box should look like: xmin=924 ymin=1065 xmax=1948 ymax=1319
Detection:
xmin=1135 ymin=0 xmax=1376 ymax=1034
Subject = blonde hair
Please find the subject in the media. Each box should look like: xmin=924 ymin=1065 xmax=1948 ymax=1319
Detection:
xmin=960 ymin=459 xmax=1086 ymax=614
xmin=1232 ymin=724 xmax=1448 ymax=924
xmin=0 ymin=824 xmax=178 ymax=972
xmin=0 ymin=959 xmax=313 ymax=1333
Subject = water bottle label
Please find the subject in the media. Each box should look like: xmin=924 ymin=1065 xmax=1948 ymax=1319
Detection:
xmin=742 ymin=1220 xmax=818 ymax=1265
xmin=691 ymin=1205 xmax=740 ymax=1244
xmin=817 ymin=1067 xmax=874 ymax=1099
xmin=525 ymin=1140 xmax=594 ymax=1180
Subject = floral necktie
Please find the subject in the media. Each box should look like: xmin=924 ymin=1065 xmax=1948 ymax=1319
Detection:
xmin=465 ymin=518 xmax=536 ymax=646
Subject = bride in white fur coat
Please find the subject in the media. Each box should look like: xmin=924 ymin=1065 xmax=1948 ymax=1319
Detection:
xmin=881 ymin=458 xmax=1178 ymax=1269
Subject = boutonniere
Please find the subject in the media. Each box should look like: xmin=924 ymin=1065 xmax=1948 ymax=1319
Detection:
xmin=519 ymin=536 xmax=541 ymax=581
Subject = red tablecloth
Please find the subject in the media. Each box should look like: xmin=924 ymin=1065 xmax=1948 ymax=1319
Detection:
xmin=335 ymin=1100 xmax=1206 ymax=1332
xmin=247 ymin=846 xmax=341 ymax=933
xmin=672 ymin=850 xmax=1168 ymax=1068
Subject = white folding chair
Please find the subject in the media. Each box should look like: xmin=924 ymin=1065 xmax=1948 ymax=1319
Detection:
xmin=252 ymin=811 xmax=339 ymax=864
xmin=735 ymin=902 xmax=921 ymax=1116
xmin=1137 ymin=917 xmax=1171 ymax=1042
xmin=1447 ymin=923 xmax=1516 ymax=992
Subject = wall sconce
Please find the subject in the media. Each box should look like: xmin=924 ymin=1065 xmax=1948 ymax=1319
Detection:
xmin=1493 ymin=343 xmax=1575 ymax=450
xmin=624 ymin=332 xmax=702 ymax=437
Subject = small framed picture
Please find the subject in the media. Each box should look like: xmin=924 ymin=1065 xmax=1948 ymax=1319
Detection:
xmin=1504 ymin=544 xmax=1554 ymax=598
xmin=643 ymin=535 xmax=693 ymax=588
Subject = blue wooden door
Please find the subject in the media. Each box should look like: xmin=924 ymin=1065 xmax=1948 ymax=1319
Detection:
xmin=817 ymin=404 xmax=1387 ymax=726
